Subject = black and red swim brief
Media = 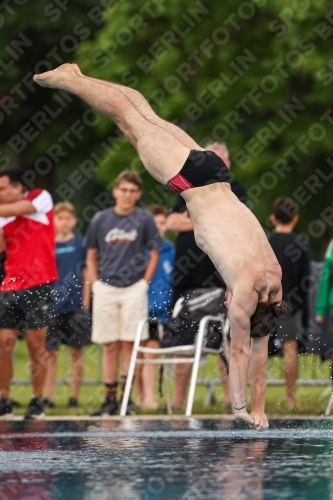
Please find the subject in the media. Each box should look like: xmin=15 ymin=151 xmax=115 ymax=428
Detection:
xmin=166 ymin=149 xmax=230 ymax=194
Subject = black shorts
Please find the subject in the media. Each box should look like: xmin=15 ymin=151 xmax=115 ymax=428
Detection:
xmin=46 ymin=308 xmax=92 ymax=351
xmin=148 ymin=321 xmax=162 ymax=342
xmin=166 ymin=150 xmax=230 ymax=194
xmin=0 ymin=283 xmax=52 ymax=331
xmin=276 ymin=309 xmax=302 ymax=343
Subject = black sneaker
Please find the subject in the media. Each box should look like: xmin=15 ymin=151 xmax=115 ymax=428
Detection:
xmin=0 ymin=397 xmax=12 ymax=420
xmin=43 ymin=398 xmax=55 ymax=409
xmin=90 ymin=395 xmax=118 ymax=416
xmin=68 ymin=397 xmax=78 ymax=408
xmin=25 ymin=397 xmax=45 ymax=420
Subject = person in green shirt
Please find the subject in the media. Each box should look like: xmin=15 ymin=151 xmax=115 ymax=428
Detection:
xmin=316 ymin=240 xmax=333 ymax=323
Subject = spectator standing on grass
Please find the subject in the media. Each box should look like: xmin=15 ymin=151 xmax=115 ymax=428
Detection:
xmin=135 ymin=204 xmax=175 ymax=410
xmin=86 ymin=171 xmax=161 ymax=416
xmin=0 ymin=167 xmax=58 ymax=420
xmin=269 ymin=197 xmax=311 ymax=408
xmin=44 ymin=202 xmax=91 ymax=409
xmin=166 ymin=141 xmax=244 ymax=411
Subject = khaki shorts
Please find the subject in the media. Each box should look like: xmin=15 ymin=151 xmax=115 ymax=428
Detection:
xmin=92 ymin=279 xmax=149 ymax=343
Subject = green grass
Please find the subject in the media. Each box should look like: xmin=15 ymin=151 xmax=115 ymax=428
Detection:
xmin=10 ymin=340 xmax=333 ymax=417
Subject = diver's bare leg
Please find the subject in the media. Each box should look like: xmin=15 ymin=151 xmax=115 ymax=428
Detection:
xmin=33 ymin=64 xmax=190 ymax=184
xmin=71 ymin=65 xmax=201 ymax=150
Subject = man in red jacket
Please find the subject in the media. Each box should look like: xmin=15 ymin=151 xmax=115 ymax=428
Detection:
xmin=0 ymin=167 xmax=58 ymax=420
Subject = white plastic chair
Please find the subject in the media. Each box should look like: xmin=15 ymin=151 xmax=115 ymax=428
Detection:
xmin=120 ymin=314 xmax=228 ymax=417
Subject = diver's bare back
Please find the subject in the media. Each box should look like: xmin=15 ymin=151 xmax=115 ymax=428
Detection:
xmin=183 ymin=182 xmax=281 ymax=297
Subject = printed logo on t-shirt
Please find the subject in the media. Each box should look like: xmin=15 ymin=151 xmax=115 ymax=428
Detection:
xmin=105 ymin=228 xmax=138 ymax=243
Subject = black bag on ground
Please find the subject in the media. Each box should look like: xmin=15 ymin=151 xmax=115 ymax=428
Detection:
xmin=162 ymin=287 xmax=226 ymax=349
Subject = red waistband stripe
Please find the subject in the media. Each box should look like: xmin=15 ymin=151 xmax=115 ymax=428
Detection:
xmin=166 ymin=173 xmax=193 ymax=194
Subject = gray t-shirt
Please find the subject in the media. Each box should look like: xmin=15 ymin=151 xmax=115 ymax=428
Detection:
xmin=85 ymin=207 xmax=162 ymax=287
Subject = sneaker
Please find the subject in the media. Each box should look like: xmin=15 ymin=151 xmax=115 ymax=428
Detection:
xmin=43 ymin=398 xmax=55 ymax=409
xmin=90 ymin=395 xmax=118 ymax=416
xmin=24 ymin=397 xmax=45 ymax=420
xmin=0 ymin=397 xmax=12 ymax=420
xmin=68 ymin=397 xmax=78 ymax=408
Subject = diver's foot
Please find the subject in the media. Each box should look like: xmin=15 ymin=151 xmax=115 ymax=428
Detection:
xmin=33 ymin=63 xmax=77 ymax=90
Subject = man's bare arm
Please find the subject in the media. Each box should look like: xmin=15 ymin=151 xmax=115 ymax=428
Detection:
xmin=166 ymin=211 xmax=193 ymax=232
xmin=228 ymin=304 xmax=253 ymax=424
xmin=86 ymin=248 xmax=98 ymax=285
xmin=143 ymin=249 xmax=159 ymax=283
xmin=248 ymin=335 xmax=269 ymax=430
xmin=0 ymin=200 xmax=36 ymax=217
xmin=81 ymin=267 xmax=91 ymax=310
xmin=228 ymin=287 xmax=259 ymax=425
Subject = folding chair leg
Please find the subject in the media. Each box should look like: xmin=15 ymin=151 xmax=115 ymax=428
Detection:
xmin=120 ymin=318 xmax=147 ymax=417
xmin=185 ymin=317 xmax=208 ymax=417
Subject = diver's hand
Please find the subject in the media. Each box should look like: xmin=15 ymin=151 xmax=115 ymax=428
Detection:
xmin=249 ymin=410 xmax=269 ymax=430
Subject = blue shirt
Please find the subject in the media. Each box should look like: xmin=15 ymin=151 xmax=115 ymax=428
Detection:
xmin=148 ymin=238 xmax=175 ymax=324
xmin=52 ymin=235 xmax=87 ymax=314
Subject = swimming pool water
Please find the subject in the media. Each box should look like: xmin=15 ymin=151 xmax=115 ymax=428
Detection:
xmin=1 ymin=418 xmax=333 ymax=499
